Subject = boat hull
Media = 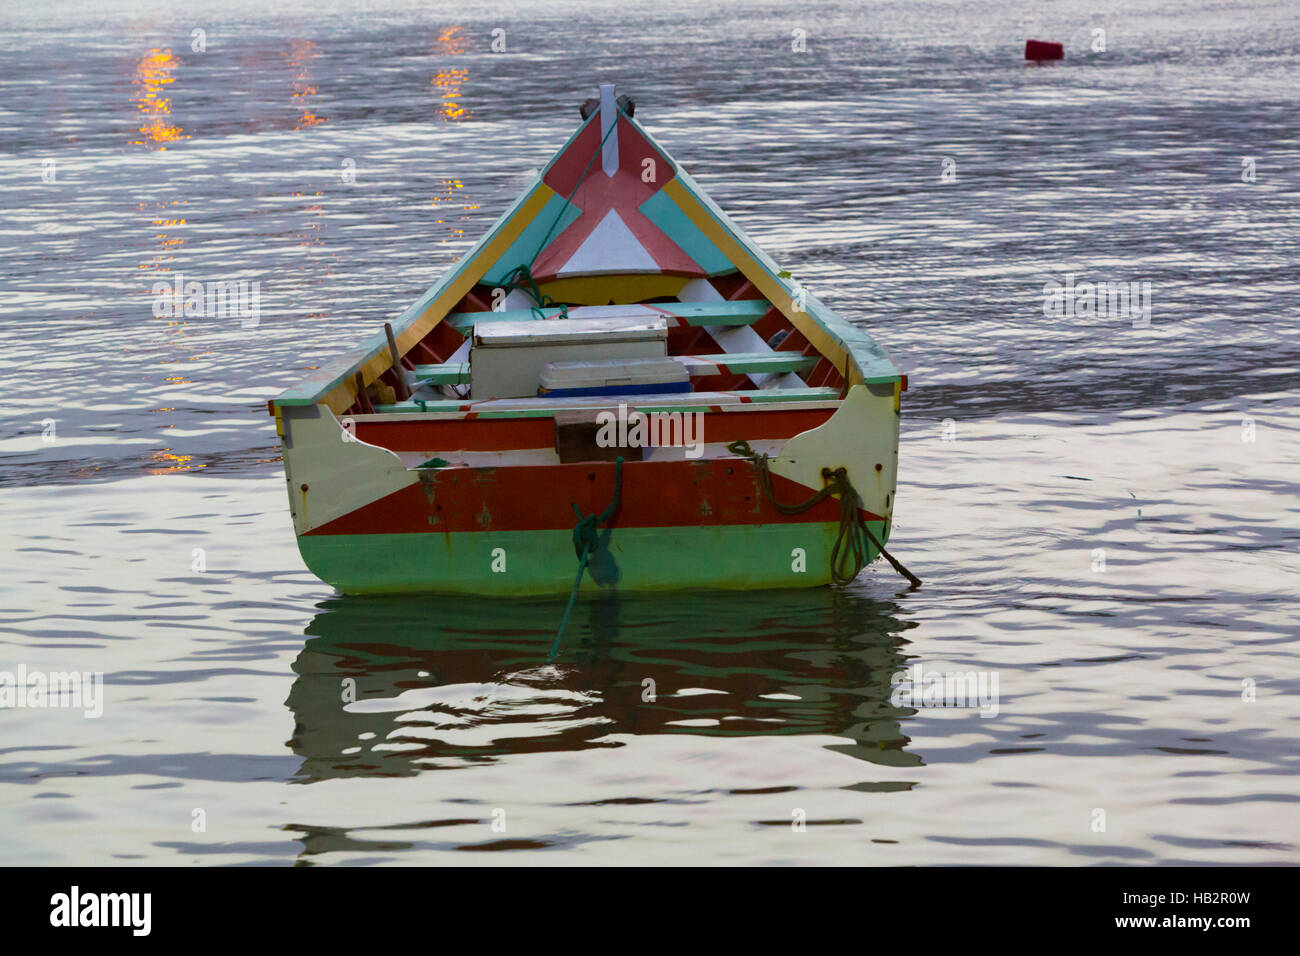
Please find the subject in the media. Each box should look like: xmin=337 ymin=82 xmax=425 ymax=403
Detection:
xmin=296 ymin=520 xmax=887 ymax=595
xmin=277 ymin=384 xmax=899 ymax=596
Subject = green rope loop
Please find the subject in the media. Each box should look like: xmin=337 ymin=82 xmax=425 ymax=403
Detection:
xmin=496 ymin=263 xmax=568 ymax=322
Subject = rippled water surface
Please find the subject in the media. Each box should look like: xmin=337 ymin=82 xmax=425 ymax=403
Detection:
xmin=1 ymin=0 xmax=1298 ymax=864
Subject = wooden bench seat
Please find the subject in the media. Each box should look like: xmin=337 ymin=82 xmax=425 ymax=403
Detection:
xmin=444 ymin=299 xmax=771 ymax=333
xmin=370 ymin=386 xmax=840 ymax=417
xmin=678 ymin=351 xmax=818 ymax=376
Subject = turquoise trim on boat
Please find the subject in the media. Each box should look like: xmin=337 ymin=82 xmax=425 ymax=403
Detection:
xmin=480 ymin=192 xmax=582 ymax=286
xmin=638 ymin=189 xmax=735 ymax=275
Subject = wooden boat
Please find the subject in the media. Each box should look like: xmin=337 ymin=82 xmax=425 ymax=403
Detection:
xmin=269 ymin=86 xmax=908 ymax=596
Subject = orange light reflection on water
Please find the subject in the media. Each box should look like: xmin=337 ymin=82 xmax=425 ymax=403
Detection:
xmin=139 ymin=199 xmax=188 ymax=277
xmin=146 ymin=449 xmax=201 ymax=474
xmin=130 ymin=49 xmax=186 ymax=148
xmin=432 ymin=27 xmax=469 ymax=121
xmin=431 ymin=179 xmax=472 ymax=240
xmin=287 ymin=39 xmax=328 ymax=129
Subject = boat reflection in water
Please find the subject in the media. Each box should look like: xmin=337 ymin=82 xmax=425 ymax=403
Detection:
xmin=287 ymin=588 xmax=923 ymax=782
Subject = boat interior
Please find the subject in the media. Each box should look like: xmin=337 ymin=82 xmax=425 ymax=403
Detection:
xmin=343 ymin=272 xmax=848 ymax=419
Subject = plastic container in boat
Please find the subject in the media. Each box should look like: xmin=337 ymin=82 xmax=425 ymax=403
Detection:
xmin=539 ymin=357 xmax=691 ymax=397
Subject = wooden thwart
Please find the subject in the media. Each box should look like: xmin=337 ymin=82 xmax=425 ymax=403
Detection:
xmin=678 ymin=351 xmax=817 ymax=376
xmin=412 ymin=362 xmax=470 ymax=385
xmin=411 ymin=350 xmax=814 ymax=389
xmin=445 ymin=299 xmax=771 ymax=333
xmin=369 ymin=386 xmax=841 ymax=416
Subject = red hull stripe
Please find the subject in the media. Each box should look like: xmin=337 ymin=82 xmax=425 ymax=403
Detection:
xmin=305 ymin=458 xmax=884 ymax=536
xmin=354 ymin=407 xmax=834 ymax=453
xmin=357 ymin=417 xmax=555 ymax=452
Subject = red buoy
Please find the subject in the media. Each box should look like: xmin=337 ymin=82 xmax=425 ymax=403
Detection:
xmin=1025 ymin=39 xmax=1064 ymax=61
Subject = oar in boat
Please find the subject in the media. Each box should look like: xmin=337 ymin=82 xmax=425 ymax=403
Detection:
xmin=384 ymin=322 xmax=412 ymax=402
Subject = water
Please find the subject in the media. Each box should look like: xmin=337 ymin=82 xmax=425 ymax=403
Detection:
xmin=2 ymin=0 xmax=1297 ymax=864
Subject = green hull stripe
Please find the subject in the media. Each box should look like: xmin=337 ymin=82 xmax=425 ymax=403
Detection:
xmin=298 ymin=521 xmax=888 ymax=596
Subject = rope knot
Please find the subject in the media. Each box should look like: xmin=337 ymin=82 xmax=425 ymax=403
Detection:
xmin=571 ymin=510 xmax=601 ymax=560
xmin=727 ymin=442 xmax=917 ymax=587
xmin=569 ymin=456 xmax=624 ymax=560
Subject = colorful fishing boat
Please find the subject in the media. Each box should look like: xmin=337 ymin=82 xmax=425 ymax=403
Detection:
xmin=269 ymin=86 xmax=912 ymax=596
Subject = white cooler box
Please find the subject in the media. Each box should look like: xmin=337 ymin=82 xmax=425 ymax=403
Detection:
xmin=470 ymin=315 xmax=669 ymax=399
